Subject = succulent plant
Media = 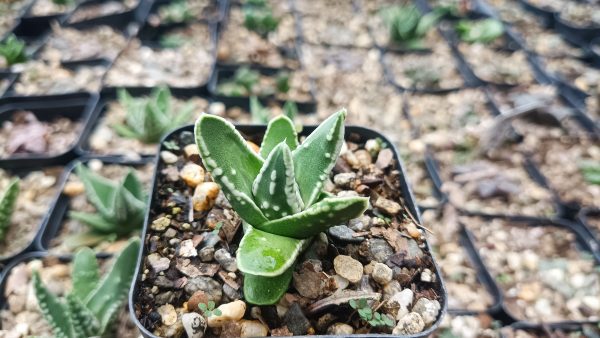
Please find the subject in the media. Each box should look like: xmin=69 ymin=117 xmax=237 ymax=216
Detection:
xmin=159 ymin=0 xmax=194 ymax=24
xmin=456 ymin=19 xmax=504 ymax=44
xmin=33 ymin=238 xmax=140 ymax=338
xmin=0 ymin=178 xmax=19 ymax=242
xmin=195 ymin=109 xmax=369 ymax=305
xmin=68 ymin=163 xmax=146 ymax=240
xmin=249 ymin=96 xmax=299 ymax=127
xmin=0 ymin=34 xmax=27 ymax=66
xmin=243 ymin=0 xmax=280 ymax=36
xmin=217 ymin=67 xmax=260 ymax=97
xmin=114 ymin=87 xmax=195 ymax=143
xmin=381 ymin=5 xmax=447 ymax=49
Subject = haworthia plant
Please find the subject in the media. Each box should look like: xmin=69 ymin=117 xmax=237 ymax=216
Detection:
xmin=0 ymin=178 xmax=19 ymax=242
xmin=114 ymin=86 xmax=195 ymax=143
xmin=0 ymin=34 xmax=27 ymax=66
xmin=67 ymin=163 xmax=146 ymax=247
xmin=33 ymin=238 xmax=140 ymax=338
xmin=195 ymin=109 xmax=369 ymax=304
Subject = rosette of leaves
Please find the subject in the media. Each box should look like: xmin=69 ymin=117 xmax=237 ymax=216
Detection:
xmin=243 ymin=0 xmax=279 ymax=37
xmin=381 ymin=5 xmax=447 ymax=49
xmin=67 ymin=163 xmax=146 ymax=247
xmin=0 ymin=34 xmax=27 ymax=66
xmin=456 ymin=18 xmax=504 ymax=44
xmin=195 ymin=109 xmax=369 ymax=305
xmin=33 ymin=238 xmax=140 ymax=338
xmin=114 ymin=87 xmax=195 ymax=143
xmin=0 ymin=178 xmax=19 ymax=242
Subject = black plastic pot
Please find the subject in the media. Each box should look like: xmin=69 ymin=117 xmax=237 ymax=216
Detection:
xmin=0 ymin=72 xmax=17 ymax=98
xmin=0 ymin=251 xmax=48 ymax=305
xmin=0 ymin=92 xmax=99 ymax=169
xmin=554 ymin=12 xmax=600 ymax=47
xmin=462 ymin=215 xmax=600 ymax=327
xmin=0 ymin=166 xmax=67 ymax=266
xmin=516 ymin=0 xmax=556 ymax=28
xmin=129 ymin=123 xmax=448 ymax=338
xmin=590 ymin=37 xmax=600 ymax=68
xmin=37 ymin=156 xmax=153 ymax=255
xmin=209 ymin=66 xmax=318 ymax=113
xmin=577 ymin=207 xmax=600 ymax=254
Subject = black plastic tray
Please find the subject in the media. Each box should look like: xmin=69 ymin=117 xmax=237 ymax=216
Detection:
xmin=129 ymin=123 xmax=448 ymax=338
xmin=0 ymin=165 xmax=67 ymax=266
xmin=0 ymin=92 xmax=99 ymax=169
xmin=37 ymin=156 xmax=153 ymax=255
xmin=64 ymin=0 xmax=150 ymax=30
xmin=577 ymin=207 xmax=600 ymax=254
xmin=146 ymin=0 xmax=228 ymax=25
xmin=516 ymin=0 xmax=556 ymax=28
xmin=461 ymin=215 xmax=600 ymax=327
xmin=554 ymin=12 xmax=600 ymax=47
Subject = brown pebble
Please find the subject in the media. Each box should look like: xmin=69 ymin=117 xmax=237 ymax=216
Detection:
xmin=192 ymin=182 xmax=220 ymax=211
xmin=63 ymin=181 xmax=85 ymax=197
xmin=180 ymin=163 xmax=205 ymax=188
xmin=184 ymin=144 xmax=201 ymax=162
xmin=188 ymin=291 xmax=210 ymax=313
xmin=247 ymin=141 xmax=260 ymax=154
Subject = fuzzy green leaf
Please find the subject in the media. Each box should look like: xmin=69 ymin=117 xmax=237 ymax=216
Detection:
xmin=75 ymin=164 xmax=115 ymax=219
xmin=0 ymin=178 xmax=19 ymax=241
xmin=85 ymin=238 xmax=140 ymax=333
xmin=259 ymin=115 xmax=299 ymax=158
xmin=195 ymin=114 xmax=269 ymax=226
xmin=72 ymin=247 xmax=100 ymax=301
xmin=237 ymin=226 xmax=305 ymax=277
xmin=243 ymin=266 xmax=293 ymax=305
xmin=256 ymin=196 xmax=369 ymax=239
xmin=252 ymin=142 xmax=304 ymax=220
xmin=65 ymin=293 xmax=100 ymax=337
xmin=33 ymin=272 xmax=75 ymax=338
xmin=293 ymin=109 xmax=346 ymax=207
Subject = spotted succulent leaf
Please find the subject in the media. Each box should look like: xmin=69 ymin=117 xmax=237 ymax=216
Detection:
xmin=0 ymin=178 xmax=19 ymax=241
xmin=259 ymin=115 xmax=299 ymax=158
xmin=293 ymin=109 xmax=346 ymax=207
xmin=237 ymin=226 xmax=305 ymax=277
xmin=243 ymin=266 xmax=294 ymax=305
xmin=258 ymin=196 xmax=369 ymax=239
xmin=85 ymin=238 xmax=140 ymax=333
xmin=66 ymin=293 xmax=100 ymax=337
xmin=33 ymin=271 xmax=75 ymax=338
xmin=72 ymin=247 xmax=100 ymax=300
xmin=252 ymin=142 xmax=303 ymax=220
xmin=195 ymin=114 xmax=268 ymax=226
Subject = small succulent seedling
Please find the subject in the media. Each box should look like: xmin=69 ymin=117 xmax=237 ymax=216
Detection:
xmin=349 ymin=299 xmax=395 ymax=327
xmin=198 ymin=301 xmax=222 ymax=318
xmin=0 ymin=34 xmax=27 ymax=66
xmin=579 ymin=160 xmax=600 ymax=185
xmin=217 ymin=67 xmax=260 ymax=97
xmin=195 ymin=109 xmax=369 ymax=305
xmin=114 ymin=87 xmax=195 ymax=143
xmin=243 ymin=0 xmax=279 ymax=37
xmin=160 ymin=33 xmax=188 ymax=49
xmin=0 ymin=178 xmax=19 ymax=242
xmin=275 ymin=71 xmax=290 ymax=93
xmin=381 ymin=5 xmax=447 ymax=49
xmin=68 ymin=163 xmax=146 ymax=244
xmin=456 ymin=19 xmax=504 ymax=44
xmin=159 ymin=0 xmax=194 ymax=24
xmin=33 ymin=238 xmax=140 ymax=338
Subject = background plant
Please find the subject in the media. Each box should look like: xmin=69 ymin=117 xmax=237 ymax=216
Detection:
xmin=456 ymin=18 xmax=504 ymax=44
xmin=579 ymin=160 xmax=600 ymax=185
xmin=33 ymin=238 xmax=140 ymax=338
xmin=0 ymin=34 xmax=27 ymax=66
xmin=0 ymin=178 xmax=19 ymax=242
xmin=114 ymin=86 xmax=195 ymax=143
xmin=243 ymin=0 xmax=280 ymax=37
xmin=249 ymin=96 xmax=299 ymax=127
xmin=67 ymin=163 xmax=146 ymax=248
xmin=159 ymin=0 xmax=194 ymax=24
xmin=195 ymin=110 xmax=369 ymax=305
xmin=216 ymin=67 xmax=260 ymax=97
xmin=381 ymin=5 xmax=447 ymax=49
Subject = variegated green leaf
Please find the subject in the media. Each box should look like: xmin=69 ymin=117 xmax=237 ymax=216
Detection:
xmin=65 ymin=293 xmax=100 ymax=337
xmin=195 ymin=114 xmax=268 ymax=226
xmin=75 ymin=163 xmax=115 ymax=220
xmin=243 ymin=266 xmax=293 ymax=305
xmin=237 ymin=226 xmax=305 ymax=277
xmin=33 ymin=271 xmax=75 ymax=338
xmin=293 ymin=109 xmax=346 ymax=207
xmin=72 ymin=247 xmax=100 ymax=301
xmin=0 ymin=178 xmax=19 ymax=241
xmin=85 ymin=238 xmax=140 ymax=333
xmin=257 ymin=196 xmax=369 ymax=239
xmin=259 ymin=115 xmax=299 ymax=158
xmin=252 ymin=142 xmax=303 ymax=220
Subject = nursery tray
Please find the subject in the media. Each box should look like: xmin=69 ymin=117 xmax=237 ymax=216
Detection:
xmin=64 ymin=0 xmax=150 ymax=30
xmin=37 ymin=156 xmax=153 ymax=255
xmin=129 ymin=123 xmax=448 ymax=338
xmin=516 ymin=0 xmax=556 ymax=28
xmin=554 ymin=12 xmax=600 ymax=47
xmin=0 ymin=92 xmax=99 ymax=169
xmin=577 ymin=208 xmax=600 ymax=255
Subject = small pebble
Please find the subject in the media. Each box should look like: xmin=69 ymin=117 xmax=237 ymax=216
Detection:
xmin=373 ymin=197 xmax=402 ymax=215
xmin=63 ymin=181 xmax=84 ymax=197
xmin=157 ymin=304 xmax=177 ymax=326
xmin=179 ymin=239 xmax=198 ymax=257
xmin=161 ymin=151 xmax=178 ymax=164
xmin=327 ymin=322 xmax=354 ymax=335
xmin=420 ymin=269 xmax=433 ymax=283
xmin=392 ymin=312 xmax=425 ymax=335
xmin=333 ymin=172 xmax=356 ymax=188
xmin=207 ymin=300 xmax=246 ymax=327
xmin=365 ymin=139 xmax=381 ymax=156
xmin=147 ymin=253 xmax=170 ymax=273
xmin=188 ymin=291 xmax=209 ymax=312
xmin=182 ymin=312 xmax=206 ymax=338
xmin=192 ymin=182 xmax=220 ymax=211
xmin=371 ymin=262 xmax=393 ymax=285
xmin=151 ymin=216 xmax=171 ymax=232
xmin=390 ymin=289 xmax=414 ymax=309
xmin=214 ymin=248 xmax=237 ymax=272
xmin=180 ymin=163 xmax=205 ymax=187
xmin=333 ymin=255 xmax=363 ymax=283
xmin=199 ymin=247 xmax=215 ymax=262
xmin=184 ymin=144 xmax=201 ymax=161
xmin=240 ymin=320 xmax=268 ymax=337
xmin=412 ymin=298 xmax=440 ymax=326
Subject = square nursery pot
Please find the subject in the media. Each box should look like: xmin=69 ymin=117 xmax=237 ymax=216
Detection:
xmin=0 ymin=92 xmax=99 ymax=169
xmin=37 ymin=156 xmax=154 ymax=255
xmin=0 ymin=165 xmax=65 ymax=266
xmin=129 ymin=124 xmax=447 ymax=338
